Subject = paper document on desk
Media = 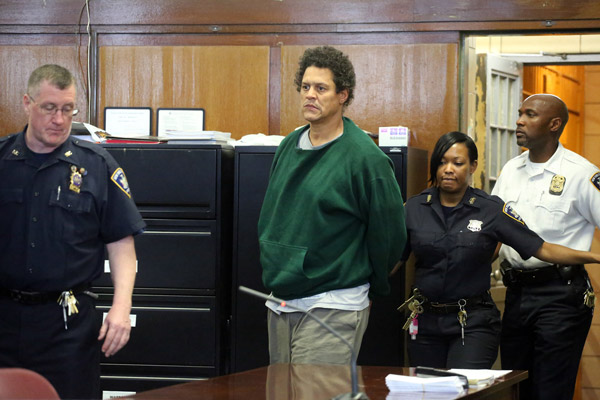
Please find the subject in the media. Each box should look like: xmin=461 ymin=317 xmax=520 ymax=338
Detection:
xmin=387 ymin=391 xmax=463 ymax=400
xmin=385 ymin=374 xmax=465 ymax=393
xmin=162 ymin=130 xmax=231 ymax=141
xmin=448 ymin=369 xmax=512 ymax=387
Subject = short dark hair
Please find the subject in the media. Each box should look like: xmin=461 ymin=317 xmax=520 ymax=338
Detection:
xmin=429 ymin=131 xmax=478 ymax=186
xmin=27 ymin=64 xmax=75 ymax=97
xmin=294 ymin=46 xmax=355 ymax=108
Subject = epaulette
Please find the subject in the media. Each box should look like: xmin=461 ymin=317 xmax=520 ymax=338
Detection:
xmin=487 ymin=194 xmax=506 ymax=206
xmin=70 ymin=138 xmax=113 ymax=160
xmin=468 ymin=187 xmax=505 ymax=206
xmin=416 ymin=188 xmax=435 ymax=204
xmin=462 ymin=187 xmax=490 ymax=207
xmin=0 ymin=133 xmax=18 ymax=150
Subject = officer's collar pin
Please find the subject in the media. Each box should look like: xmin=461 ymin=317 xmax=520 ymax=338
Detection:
xmin=64 ymin=150 xmax=73 ymax=157
xmin=469 ymin=197 xmax=476 ymax=205
xmin=426 ymin=194 xmax=432 ymax=203
xmin=11 ymin=149 xmax=19 ymax=156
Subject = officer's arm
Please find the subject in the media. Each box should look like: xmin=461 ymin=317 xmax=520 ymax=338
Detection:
xmin=99 ymin=235 xmax=137 ymax=357
xmin=492 ymin=242 xmax=501 ymax=261
xmin=535 ymin=242 xmax=600 ymax=265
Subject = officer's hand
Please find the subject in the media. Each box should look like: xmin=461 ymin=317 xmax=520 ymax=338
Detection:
xmin=389 ymin=261 xmax=405 ymax=277
xmin=98 ymin=305 xmax=131 ymax=357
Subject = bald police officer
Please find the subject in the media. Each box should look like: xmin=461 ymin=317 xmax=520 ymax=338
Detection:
xmin=492 ymin=94 xmax=600 ymax=400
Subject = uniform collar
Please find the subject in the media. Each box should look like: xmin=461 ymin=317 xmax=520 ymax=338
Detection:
xmin=421 ymin=186 xmax=481 ymax=210
xmin=2 ymin=127 xmax=82 ymax=166
xmin=518 ymin=143 xmax=564 ymax=176
xmin=459 ymin=186 xmax=481 ymax=209
xmin=1 ymin=127 xmax=28 ymax=161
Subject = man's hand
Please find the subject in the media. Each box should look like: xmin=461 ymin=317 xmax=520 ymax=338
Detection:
xmin=102 ymin=235 xmax=137 ymax=357
xmin=98 ymin=304 xmax=131 ymax=357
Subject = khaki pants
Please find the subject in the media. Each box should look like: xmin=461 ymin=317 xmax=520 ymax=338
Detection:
xmin=267 ymin=307 xmax=369 ymax=365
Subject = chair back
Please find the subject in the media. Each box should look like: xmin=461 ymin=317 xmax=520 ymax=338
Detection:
xmin=0 ymin=368 xmax=60 ymax=399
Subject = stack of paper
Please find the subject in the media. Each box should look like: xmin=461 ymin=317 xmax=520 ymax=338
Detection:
xmin=448 ymin=369 xmax=511 ymax=387
xmin=385 ymin=374 xmax=465 ymax=394
xmin=162 ymin=130 xmax=231 ymax=143
xmin=386 ymin=392 xmax=463 ymax=400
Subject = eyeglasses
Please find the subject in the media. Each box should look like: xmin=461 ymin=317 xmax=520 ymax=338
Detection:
xmin=28 ymin=94 xmax=78 ymax=117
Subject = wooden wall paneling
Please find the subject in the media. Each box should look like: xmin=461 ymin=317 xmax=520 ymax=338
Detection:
xmin=2 ymin=0 xmax=600 ymax=27
xmin=98 ymin=46 xmax=270 ymax=139
xmin=269 ymin=45 xmax=282 ymax=136
xmin=560 ymin=69 xmax=583 ymax=154
xmin=412 ymin=0 xmax=600 ymax=22
xmin=96 ymin=32 xmax=458 ymax=47
xmin=280 ymin=44 xmax=459 ymax=157
xmin=522 ymin=65 xmax=539 ymax=97
xmin=522 ymin=65 xmax=584 ymax=154
xmin=0 ymin=43 xmax=88 ymax=137
xmin=549 ymin=65 xmax=583 ymax=154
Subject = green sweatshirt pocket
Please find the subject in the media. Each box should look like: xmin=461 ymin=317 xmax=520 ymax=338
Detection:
xmin=260 ymin=239 xmax=308 ymax=295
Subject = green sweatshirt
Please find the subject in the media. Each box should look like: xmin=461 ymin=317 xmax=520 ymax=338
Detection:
xmin=258 ymin=117 xmax=407 ymax=299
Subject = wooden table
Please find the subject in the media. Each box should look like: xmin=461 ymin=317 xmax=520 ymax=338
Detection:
xmin=123 ymin=364 xmax=528 ymax=400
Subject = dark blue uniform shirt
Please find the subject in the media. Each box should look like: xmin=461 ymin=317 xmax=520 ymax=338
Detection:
xmin=403 ymin=186 xmax=543 ymax=302
xmin=0 ymin=129 xmax=145 ymax=291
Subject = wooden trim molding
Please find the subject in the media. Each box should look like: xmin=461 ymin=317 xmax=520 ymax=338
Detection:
xmin=2 ymin=0 xmax=600 ymax=26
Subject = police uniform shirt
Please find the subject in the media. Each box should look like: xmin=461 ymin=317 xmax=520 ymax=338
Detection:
xmin=0 ymin=129 xmax=146 ymax=292
xmin=492 ymin=143 xmax=600 ymax=269
xmin=403 ymin=186 xmax=543 ymax=302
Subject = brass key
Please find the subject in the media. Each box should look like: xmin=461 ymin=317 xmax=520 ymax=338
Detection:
xmin=584 ymin=289 xmax=596 ymax=308
xmin=457 ymin=299 xmax=467 ymax=345
xmin=403 ymin=299 xmax=424 ymax=330
xmin=397 ymin=288 xmax=421 ymax=312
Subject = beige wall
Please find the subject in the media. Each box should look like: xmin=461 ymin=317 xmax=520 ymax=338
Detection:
xmin=475 ymin=34 xmax=600 ymax=54
xmin=582 ymin=65 xmax=600 ymax=400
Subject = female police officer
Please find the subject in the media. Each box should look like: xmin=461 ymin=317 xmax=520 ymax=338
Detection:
xmin=400 ymin=131 xmax=600 ymax=368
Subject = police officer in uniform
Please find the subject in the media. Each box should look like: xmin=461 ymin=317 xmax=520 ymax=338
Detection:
xmin=492 ymin=94 xmax=600 ymax=400
xmin=400 ymin=131 xmax=600 ymax=369
xmin=0 ymin=64 xmax=145 ymax=399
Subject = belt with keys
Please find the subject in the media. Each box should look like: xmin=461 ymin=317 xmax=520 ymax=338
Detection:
xmin=457 ymin=299 xmax=467 ymax=345
xmin=398 ymin=288 xmax=426 ymax=339
xmin=399 ymin=289 xmax=469 ymax=345
xmin=584 ymin=277 xmax=596 ymax=308
xmin=57 ymin=290 xmax=79 ymax=330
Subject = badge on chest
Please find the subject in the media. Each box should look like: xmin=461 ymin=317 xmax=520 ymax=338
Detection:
xmin=549 ymin=174 xmax=566 ymax=196
xmin=467 ymin=219 xmax=482 ymax=232
xmin=69 ymin=165 xmax=86 ymax=193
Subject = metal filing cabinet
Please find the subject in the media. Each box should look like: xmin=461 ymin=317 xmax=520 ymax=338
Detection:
xmin=230 ymin=145 xmax=427 ymax=372
xmin=94 ymin=144 xmax=233 ymax=396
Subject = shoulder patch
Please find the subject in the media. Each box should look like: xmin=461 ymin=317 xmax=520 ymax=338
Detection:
xmin=503 ymin=204 xmax=525 ymax=225
xmin=591 ymin=172 xmax=600 ymax=193
xmin=111 ymin=168 xmax=132 ymax=198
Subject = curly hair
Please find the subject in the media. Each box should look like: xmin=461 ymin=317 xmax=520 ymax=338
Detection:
xmin=294 ymin=46 xmax=355 ymax=108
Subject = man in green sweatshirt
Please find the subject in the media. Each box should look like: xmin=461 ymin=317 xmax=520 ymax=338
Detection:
xmin=258 ymin=46 xmax=407 ymax=365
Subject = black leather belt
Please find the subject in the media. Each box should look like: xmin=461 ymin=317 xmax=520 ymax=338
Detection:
xmin=0 ymin=283 xmax=90 ymax=305
xmin=423 ymin=293 xmax=491 ymax=314
xmin=500 ymin=261 xmax=584 ymax=286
